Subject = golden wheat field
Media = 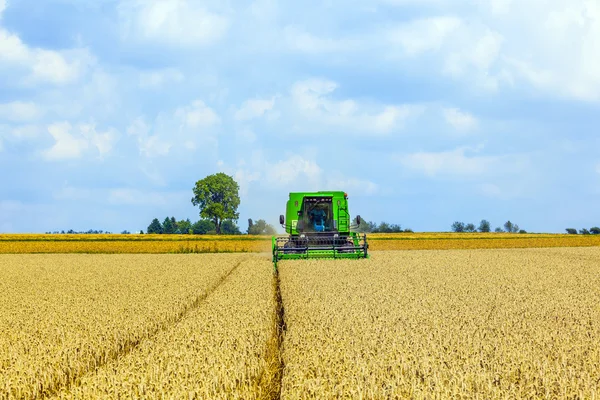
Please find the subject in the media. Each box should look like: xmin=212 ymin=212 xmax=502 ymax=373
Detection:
xmin=279 ymin=248 xmax=600 ymax=399
xmin=2 ymin=248 xmax=600 ymax=399
xmin=1 ymin=233 xmax=600 ymax=253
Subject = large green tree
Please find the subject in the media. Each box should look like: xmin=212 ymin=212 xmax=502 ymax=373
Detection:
xmin=191 ymin=173 xmax=240 ymax=234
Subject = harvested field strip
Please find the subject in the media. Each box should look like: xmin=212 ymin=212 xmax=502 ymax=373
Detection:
xmin=52 ymin=257 xmax=275 ymax=399
xmin=279 ymin=248 xmax=600 ymax=399
xmin=0 ymin=254 xmax=246 ymax=400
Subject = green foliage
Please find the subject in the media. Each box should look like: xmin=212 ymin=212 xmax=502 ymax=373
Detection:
xmin=504 ymin=221 xmax=520 ymax=233
xmin=147 ymin=218 xmax=163 ymax=234
xmin=494 ymin=227 xmax=503 ymax=233
xmin=565 ymin=228 xmax=578 ymax=234
xmin=221 ymin=220 xmax=242 ymax=235
xmin=451 ymin=221 xmax=465 ymax=233
xmin=579 ymin=228 xmax=590 ymax=235
xmin=162 ymin=217 xmax=175 ymax=234
xmin=192 ymin=219 xmax=215 ymax=235
xmin=175 ymin=219 xmax=192 ymax=234
xmin=590 ymin=227 xmax=600 ymax=235
xmin=519 ymin=229 xmax=527 ymax=234
xmin=191 ymin=173 xmax=240 ymax=234
xmin=247 ymin=219 xmax=277 ymax=235
xmin=464 ymin=223 xmax=476 ymax=233
xmin=478 ymin=219 xmax=491 ymax=233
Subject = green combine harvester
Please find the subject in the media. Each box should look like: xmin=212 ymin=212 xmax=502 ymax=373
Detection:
xmin=272 ymin=191 xmax=368 ymax=268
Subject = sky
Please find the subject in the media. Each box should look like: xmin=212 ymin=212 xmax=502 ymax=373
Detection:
xmin=0 ymin=0 xmax=599 ymax=234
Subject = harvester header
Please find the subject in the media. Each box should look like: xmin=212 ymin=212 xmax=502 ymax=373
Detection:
xmin=272 ymin=191 xmax=368 ymax=268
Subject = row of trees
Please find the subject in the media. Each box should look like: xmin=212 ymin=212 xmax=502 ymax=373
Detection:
xmin=46 ymin=229 xmax=114 ymax=234
xmin=451 ymin=220 xmax=526 ymax=233
xmin=147 ymin=217 xmax=241 ymax=235
xmin=146 ymin=216 xmax=277 ymax=235
xmin=566 ymin=227 xmax=600 ymax=235
xmin=354 ymin=220 xmax=412 ymax=233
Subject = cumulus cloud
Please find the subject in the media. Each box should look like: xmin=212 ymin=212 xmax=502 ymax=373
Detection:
xmin=386 ymin=16 xmax=462 ymax=56
xmin=139 ymin=68 xmax=184 ymax=89
xmin=175 ymin=100 xmax=220 ymax=128
xmin=0 ymin=28 xmax=93 ymax=85
xmin=127 ymin=100 xmax=220 ymax=157
xmin=118 ymin=0 xmax=229 ymax=47
xmin=43 ymin=122 xmax=118 ymax=161
xmin=290 ymin=78 xmax=423 ymax=134
xmin=234 ymin=97 xmax=276 ymax=121
xmin=0 ymin=102 xmax=42 ymax=122
xmin=443 ymin=108 xmax=478 ymax=131
xmin=380 ymin=1 xmax=600 ymax=99
xmin=396 ymin=146 xmax=528 ymax=179
xmin=283 ymin=25 xmax=362 ymax=54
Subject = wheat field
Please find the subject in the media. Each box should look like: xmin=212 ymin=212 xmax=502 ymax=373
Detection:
xmin=279 ymin=248 xmax=600 ymax=399
xmin=2 ymin=248 xmax=600 ymax=399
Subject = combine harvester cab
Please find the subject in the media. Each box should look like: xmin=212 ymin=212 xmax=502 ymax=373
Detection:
xmin=272 ymin=191 xmax=369 ymax=269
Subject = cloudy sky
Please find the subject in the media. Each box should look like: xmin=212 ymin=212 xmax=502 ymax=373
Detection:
xmin=0 ymin=0 xmax=599 ymax=233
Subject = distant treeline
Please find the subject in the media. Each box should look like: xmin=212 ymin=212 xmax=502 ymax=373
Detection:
xmin=450 ymin=220 xmax=526 ymax=233
xmin=46 ymin=229 xmax=114 ymax=234
xmin=354 ymin=220 xmax=412 ymax=233
xmin=565 ymin=227 xmax=600 ymax=235
xmin=146 ymin=217 xmax=276 ymax=235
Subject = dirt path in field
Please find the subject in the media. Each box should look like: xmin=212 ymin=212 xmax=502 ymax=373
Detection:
xmin=41 ymin=258 xmax=247 ymax=399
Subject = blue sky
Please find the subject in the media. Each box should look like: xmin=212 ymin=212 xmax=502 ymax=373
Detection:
xmin=0 ymin=0 xmax=599 ymax=233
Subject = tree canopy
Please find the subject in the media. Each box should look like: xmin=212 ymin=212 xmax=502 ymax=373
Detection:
xmin=191 ymin=173 xmax=240 ymax=234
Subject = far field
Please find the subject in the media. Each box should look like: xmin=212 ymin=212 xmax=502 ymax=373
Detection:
xmin=1 ymin=232 xmax=600 ymax=253
xmin=1 ymin=248 xmax=600 ymax=398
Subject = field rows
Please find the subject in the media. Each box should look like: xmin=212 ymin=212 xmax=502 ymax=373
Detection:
xmin=0 ymin=254 xmax=248 ymax=399
xmin=279 ymin=248 xmax=600 ymax=398
xmin=2 ymin=249 xmax=600 ymax=399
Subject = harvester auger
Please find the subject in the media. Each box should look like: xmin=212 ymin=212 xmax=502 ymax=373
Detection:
xmin=272 ymin=191 xmax=369 ymax=269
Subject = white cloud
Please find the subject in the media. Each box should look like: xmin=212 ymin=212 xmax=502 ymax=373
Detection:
xmin=235 ymin=128 xmax=257 ymax=144
xmin=234 ymin=97 xmax=276 ymax=121
xmin=283 ymin=25 xmax=362 ymax=54
xmin=0 ymin=28 xmax=93 ymax=85
xmin=139 ymin=68 xmax=184 ymax=88
xmin=443 ymin=108 xmax=478 ymax=131
xmin=127 ymin=100 xmax=219 ymax=157
xmin=387 ymin=17 xmax=462 ymax=56
xmin=175 ymin=100 xmax=220 ymax=128
xmin=0 ymin=102 xmax=42 ymax=122
xmin=127 ymin=117 xmax=170 ymax=157
xmin=267 ymin=155 xmax=322 ymax=186
xmin=325 ymin=176 xmax=379 ymax=196
xmin=118 ymin=0 xmax=229 ymax=47
xmin=43 ymin=122 xmax=118 ymax=161
xmin=290 ymin=78 xmax=423 ymax=134
xmin=43 ymin=122 xmax=89 ymax=161
xmin=381 ymin=1 xmax=600 ymax=99
xmin=396 ymin=146 xmax=528 ymax=179
xmin=107 ymin=188 xmax=185 ymax=206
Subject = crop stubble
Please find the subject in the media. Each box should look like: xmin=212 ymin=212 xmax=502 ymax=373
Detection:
xmin=279 ymin=248 xmax=600 ymax=399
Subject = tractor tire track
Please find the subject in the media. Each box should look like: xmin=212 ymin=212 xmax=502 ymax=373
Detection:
xmin=41 ymin=257 xmax=247 ymax=400
xmin=258 ymin=267 xmax=287 ymax=400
